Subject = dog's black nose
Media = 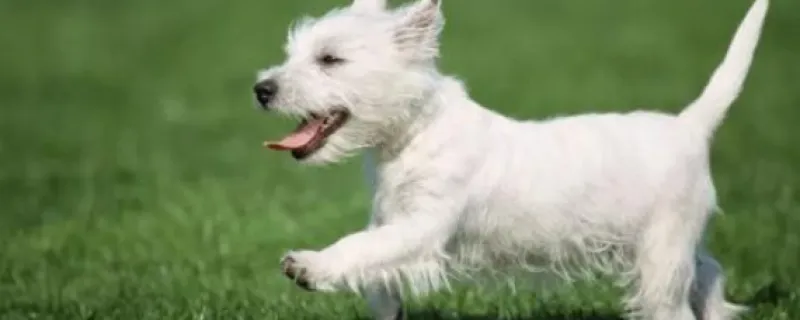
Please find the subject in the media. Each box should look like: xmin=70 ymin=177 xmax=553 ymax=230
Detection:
xmin=254 ymin=79 xmax=279 ymax=107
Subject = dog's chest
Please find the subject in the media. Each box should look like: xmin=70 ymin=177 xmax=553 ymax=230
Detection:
xmin=364 ymin=148 xmax=474 ymax=224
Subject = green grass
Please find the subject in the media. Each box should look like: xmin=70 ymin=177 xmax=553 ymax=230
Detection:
xmin=1 ymin=0 xmax=799 ymax=319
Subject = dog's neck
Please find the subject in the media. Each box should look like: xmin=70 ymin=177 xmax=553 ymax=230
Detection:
xmin=375 ymin=73 xmax=478 ymax=162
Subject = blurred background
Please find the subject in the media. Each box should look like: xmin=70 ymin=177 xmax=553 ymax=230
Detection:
xmin=1 ymin=0 xmax=798 ymax=319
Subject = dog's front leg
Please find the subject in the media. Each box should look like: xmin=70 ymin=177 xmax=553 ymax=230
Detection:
xmin=365 ymin=284 xmax=404 ymax=320
xmin=281 ymin=210 xmax=458 ymax=294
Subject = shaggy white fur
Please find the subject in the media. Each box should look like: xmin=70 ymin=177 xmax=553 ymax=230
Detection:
xmin=254 ymin=0 xmax=770 ymax=319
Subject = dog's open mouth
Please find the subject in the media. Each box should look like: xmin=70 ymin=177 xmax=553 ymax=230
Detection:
xmin=264 ymin=109 xmax=350 ymax=159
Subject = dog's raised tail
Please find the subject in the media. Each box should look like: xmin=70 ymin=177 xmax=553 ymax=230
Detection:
xmin=679 ymin=0 xmax=769 ymax=137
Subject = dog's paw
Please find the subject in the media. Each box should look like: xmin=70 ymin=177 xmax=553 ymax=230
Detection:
xmin=281 ymin=250 xmax=341 ymax=292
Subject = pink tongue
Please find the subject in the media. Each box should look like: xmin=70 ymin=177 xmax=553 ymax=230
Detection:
xmin=265 ymin=118 xmax=326 ymax=151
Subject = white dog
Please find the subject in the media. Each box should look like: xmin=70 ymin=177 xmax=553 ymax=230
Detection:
xmin=253 ymin=0 xmax=769 ymax=319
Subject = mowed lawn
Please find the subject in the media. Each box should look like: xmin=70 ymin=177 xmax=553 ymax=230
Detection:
xmin=1 ymin=0 xmax=799 ymax=319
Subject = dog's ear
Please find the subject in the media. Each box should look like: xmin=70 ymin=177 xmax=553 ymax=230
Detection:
xmin=351 ymin=0 xmax=387 ymax=12
xmin=394 ymin=0 xmax=444 ymax=60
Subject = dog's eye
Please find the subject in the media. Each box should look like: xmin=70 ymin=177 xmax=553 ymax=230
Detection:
xmin=318 ymin=54 xmax=345 ymax=66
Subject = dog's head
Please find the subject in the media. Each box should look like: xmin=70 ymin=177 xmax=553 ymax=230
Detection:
xmin=254 ymin=0 xmax=444 ymax=164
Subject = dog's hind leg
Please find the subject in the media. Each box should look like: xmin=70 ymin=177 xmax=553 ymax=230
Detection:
xmin=626 ymin=177 xmax=713 ymax=320
xmin=628 ymin=220 xmax=697 ymax=320
xmin=690 ymin=250 xmax=746 ymax=320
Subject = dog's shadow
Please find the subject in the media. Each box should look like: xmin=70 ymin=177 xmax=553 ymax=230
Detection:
xmin=352 ymin=281 xmax=790 ymax=320
xmin=401 ymin=309 xmax=623 ymax=320
xmin=351 ymin=305 xmax=625 ymax=320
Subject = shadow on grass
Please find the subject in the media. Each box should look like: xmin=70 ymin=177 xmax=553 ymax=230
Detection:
xmin=403 ymin=309 xmax=623 ymax=320
xmin=351 ymin=281 xmax=792 ymax=320
xmin=740 ymin=280 xmax=793 ymax=307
